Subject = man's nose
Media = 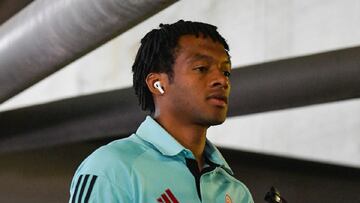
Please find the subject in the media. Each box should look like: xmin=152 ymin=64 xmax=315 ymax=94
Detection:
xmin=209 ymin=69 xmax=230 ymax=89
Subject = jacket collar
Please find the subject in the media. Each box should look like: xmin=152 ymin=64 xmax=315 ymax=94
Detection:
xmin=136 ymin=116 xmax=233 ymax=174
xmin=136 ymin=116 xmax=184 ymax=156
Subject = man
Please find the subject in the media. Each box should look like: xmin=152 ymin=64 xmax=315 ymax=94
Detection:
xmin=69 ymin=20 xmax=253 ymax=203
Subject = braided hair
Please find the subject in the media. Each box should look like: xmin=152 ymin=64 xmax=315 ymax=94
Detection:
xmin=132 ymin=20 xmax=229 ymax=113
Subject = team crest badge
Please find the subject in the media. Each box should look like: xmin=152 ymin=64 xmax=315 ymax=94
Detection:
xmin=225 ymin=193 xmax=232 ymax=203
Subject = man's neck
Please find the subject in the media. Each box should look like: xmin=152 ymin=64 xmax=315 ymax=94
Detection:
xmin=154 ymin=114 xmax=207 ymax=170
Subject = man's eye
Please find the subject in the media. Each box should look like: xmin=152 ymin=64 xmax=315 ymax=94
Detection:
xmin=224 ymin=71 xmax=231 ymax=77
xmin=194 ymin=66 xmax=208 ymax=72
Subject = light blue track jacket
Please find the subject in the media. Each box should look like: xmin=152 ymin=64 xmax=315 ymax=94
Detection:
xmin=69 ymin=116 xmax=253 ymax=203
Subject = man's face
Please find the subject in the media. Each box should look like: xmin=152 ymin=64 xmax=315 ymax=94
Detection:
xmin=165 ymin=35 xmax=231 ymax=127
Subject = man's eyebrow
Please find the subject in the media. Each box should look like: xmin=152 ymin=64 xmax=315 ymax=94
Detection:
xmin=187 ymin=53 xmax=231 ymax=64
xmin=186 ymin=53 xmax=213 ymax=63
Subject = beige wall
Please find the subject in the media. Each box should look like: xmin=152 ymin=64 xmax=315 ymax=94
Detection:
xmin=0 ymin=1 xmax=359 ymax=195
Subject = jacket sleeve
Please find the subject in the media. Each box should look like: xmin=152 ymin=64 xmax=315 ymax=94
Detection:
xmin=69 ymin=173 xmax=131 ymax=203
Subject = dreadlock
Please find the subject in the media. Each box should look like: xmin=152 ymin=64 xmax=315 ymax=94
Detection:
xmin=132 ymin=20 xmax=230 ymax=113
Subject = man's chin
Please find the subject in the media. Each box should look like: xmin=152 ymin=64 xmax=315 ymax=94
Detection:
xmin=194 ymin=110 xmax=228 ymax=127
xmin=209 ymin=119 xmax=226 ymax=126
xmin=204 ymin=115 xmax=227 ymax=126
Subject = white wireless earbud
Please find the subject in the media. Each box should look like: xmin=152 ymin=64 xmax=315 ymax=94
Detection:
xmin=154 ymin=81 xmax=164 ymax=94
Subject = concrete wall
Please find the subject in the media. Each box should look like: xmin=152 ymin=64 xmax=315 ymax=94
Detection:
xmin=1 ymin=0 xmax=359 ymax=167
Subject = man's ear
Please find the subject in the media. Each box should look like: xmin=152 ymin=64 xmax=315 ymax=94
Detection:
xmin=145 ymin=73 xmax=166 ymax=95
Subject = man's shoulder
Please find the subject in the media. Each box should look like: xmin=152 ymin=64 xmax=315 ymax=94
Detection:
xmin=75 ymin=134 xmax=149 ymax=176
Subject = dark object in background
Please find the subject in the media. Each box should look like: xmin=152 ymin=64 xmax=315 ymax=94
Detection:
xmin=264 ymin=186 xmax=288 ymax=203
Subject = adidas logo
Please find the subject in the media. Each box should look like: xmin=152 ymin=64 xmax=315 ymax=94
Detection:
xmin=157 ymin=188 xmax=179 ymax=203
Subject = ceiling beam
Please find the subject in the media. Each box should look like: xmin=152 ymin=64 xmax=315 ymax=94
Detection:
xmin=0 ymin=0 xmax=177 ymax=104
xmin=0 ymin=0 xmax=33 ymax=25
xmin=228 ymin=46 xmax=360 ymax=116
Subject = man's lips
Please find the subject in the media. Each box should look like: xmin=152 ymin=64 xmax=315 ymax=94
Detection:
xmin=206 ymin=94 xmax=228 ymax=107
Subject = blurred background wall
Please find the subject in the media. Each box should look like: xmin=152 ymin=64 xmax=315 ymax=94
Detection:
xmin=0 ymin=0 xmax=359 ymax=202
